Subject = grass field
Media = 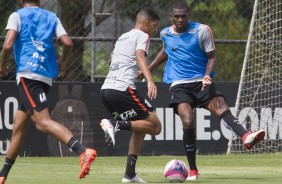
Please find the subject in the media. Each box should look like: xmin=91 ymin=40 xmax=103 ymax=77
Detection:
xmin=0 ymin=153 xmax=281 ymax=184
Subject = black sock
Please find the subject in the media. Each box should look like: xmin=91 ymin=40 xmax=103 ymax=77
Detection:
xmin=111 ymin=120 xmax=132 ymax=131
xmin=220 ymin=110 xmax=248 ymax=137
xmin=125 ymin=154 xmax=137 ymax=178
xmin=67 ymin=137 xmax=86 ymax=155
xmin=183 ymin=128 xmax=197 ymax=170
xmin=0 ymin=157 xmax=15 ymax=179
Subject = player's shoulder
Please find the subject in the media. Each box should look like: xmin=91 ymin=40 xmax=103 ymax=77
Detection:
xmin=127 ymin=29 xmax=148 ymax=37
xmin=9 ymin=11 xmax=20 ymax=19
xmin=160 ymin=26 xmax=173 ymax=38
xmin=198 ymin=23 xmax=212 ymax=32
xmin=131 ymin=29 xmax=149 ymax=41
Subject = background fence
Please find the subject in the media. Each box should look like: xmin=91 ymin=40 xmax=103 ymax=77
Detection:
xmin=0 ymin=0 xmax=255 ymax=82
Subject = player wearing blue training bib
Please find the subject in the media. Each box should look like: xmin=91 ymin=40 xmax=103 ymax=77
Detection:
xmin=147 ymin=1 xmax=265 ymax=181
xmin=0 ymin=1 xmax=96 ymax=183
xmin=161 ymin=21 xmax=215 ymax=84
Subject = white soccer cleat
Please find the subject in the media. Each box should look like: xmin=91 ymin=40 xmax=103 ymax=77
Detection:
xmin=242 ymin=129 xmax=265 ymax=150
xmin=122 ymin=174 xmax=146 ymax=183
xmin=100 ymin=119 xmax=116 ymax=146
xmin=186 ymin=170 xmax=198 ymax=181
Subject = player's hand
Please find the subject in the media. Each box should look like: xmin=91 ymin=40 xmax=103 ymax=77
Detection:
xmin=147 ymin=80 xmax=157 ymax=100
xmin=202 ymin=75 xmax=212 ymax=90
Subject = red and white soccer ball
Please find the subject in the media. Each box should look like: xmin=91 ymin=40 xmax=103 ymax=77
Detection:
xmin=164 ymin=159 xmax=189 ymax=183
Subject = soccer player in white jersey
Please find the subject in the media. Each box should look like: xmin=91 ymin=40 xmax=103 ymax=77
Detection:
xmin=144 ymin=1 xmax=265 ymax=180
xmin=0 ymin=0 xmax=96 ymax=183
xmin=100 ymin=8 xmax=161 ymax=183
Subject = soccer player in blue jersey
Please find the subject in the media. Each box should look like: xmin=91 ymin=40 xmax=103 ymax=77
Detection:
xmin=146 ymin=0 xmax=266 ymax=180
xmin=0 ymin=0 xmax=96 ymax=183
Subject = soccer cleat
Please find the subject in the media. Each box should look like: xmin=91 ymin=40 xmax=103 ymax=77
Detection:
xmin=186 ymin=170 xmax=198 ymax=181
xmin=100 ymin=119 xmax=117 ymax=146
xmin=122 ymin=174 xmax=146 ymax=183
xmin=0 ymin=176 xmax=5 ymax=184
xmin=79 ymin=148 xmax=97 ymax=179
xmin=242 ymin=129 xmax=265 ymax=150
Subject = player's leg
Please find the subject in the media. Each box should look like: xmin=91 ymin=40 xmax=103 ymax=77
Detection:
xmin=100 ymin=88 xmax=161 ymax=145
xmin=0 ymin=109 xmax=29 ymax=183
xmin=176 ymin=103 xmax=198 ymax=180
xmin=122 ymin=132 xmax=146 ymax=183
xmin=130 ymin=111 xmax=161 ymax=135
xmin=19 ymin=78 xmax=96 ymax=179
xmin=206 ymin=96 xmax=249 ymax=137
xmin=204 ymin=83 xmax=265 ymax=150
xmin=169 ymin=83 xmax=199 ymax=180
xmin=101 ymin=88 xmax=160 ymax=182
xmin=101 ymin=112 xmax=161 ymax=136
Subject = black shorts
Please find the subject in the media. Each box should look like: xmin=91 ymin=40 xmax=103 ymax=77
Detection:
xmin=169 ymin=82 xmax=224 ymax=113
xmin=100 ymin=87 xmax=154 ymax=121
xmin=18 ymin=77 xmax=50 ymax=114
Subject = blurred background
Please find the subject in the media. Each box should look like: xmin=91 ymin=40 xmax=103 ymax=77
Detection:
xmin=0 ymin=0 xmax=254 ymax=82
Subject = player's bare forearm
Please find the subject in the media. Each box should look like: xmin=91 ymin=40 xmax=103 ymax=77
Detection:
xmin=149 ymin=48 xmax=167 ymax=71
xmin=202 ymin=51 xmax=216 ymax=90
xmin=59 ymin=34 xmax=73 ymax=62
xmin=205 ymin=51 xmax=216 ymax=76
xmin=0 ymin=30 xmax=17 ymax=76
xmin=137 ymin=48 xmax=167 ymax=79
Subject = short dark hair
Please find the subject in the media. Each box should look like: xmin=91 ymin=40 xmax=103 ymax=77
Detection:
xmin=137 ymin=8 xmax=160 ymax=21
xmin=171 ymin=1 xmax=190 ymax=12
xmin=21 ymin=0 xmax=40 ymax=3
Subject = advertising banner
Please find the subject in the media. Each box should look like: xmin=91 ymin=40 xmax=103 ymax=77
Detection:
xmin=0 ymin=81 xmax=242 ymax=156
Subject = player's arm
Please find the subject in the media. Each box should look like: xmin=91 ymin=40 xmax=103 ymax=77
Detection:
xmin=136 ymin=49 xmax=157 ymax=100
xmin=205 ymin=51 xmax=216 ymax=77
xmin=137 ymin=47 xmax=167 ymax=79
xmin=0 ymin=12 xmax=19 ymax=77
xmin=56 ymin=18 xmax=73 ymax=77
xmin=149 ymin=47 xmax=167 ymax=71
xmin=202 ymin=51 xmax=216 ymax=90
xmin=0 ymin=29 xmax=17 ymax=77
xmin=58 ymin=35 xmax=73 ymax=62
xmin=200 ymin=24 xmax=216 ymax=90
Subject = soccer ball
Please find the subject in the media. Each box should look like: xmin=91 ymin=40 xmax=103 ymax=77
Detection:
xmin=164 ymin=159 xmax=189 ymax=183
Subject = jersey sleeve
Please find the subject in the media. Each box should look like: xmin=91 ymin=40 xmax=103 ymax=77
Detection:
xmin=198 ymin=24 xmax=215 ymax=53
xmin=6 ymin=12 xmax=20 ymax=32
xmin=136 ymin=32 xmax=150 ymax=55
xmin=56 ymin=18 xmax=67 ymax=39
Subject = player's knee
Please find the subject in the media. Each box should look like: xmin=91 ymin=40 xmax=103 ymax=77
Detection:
xmin=34 ymin=121 xmax=49 ymax=133
xmin=182 ymin=119 xmax=194 ymax=129
xmin=152 ymin=120 xmax=162 ymax=135
xmin=154 ymin=124 xmax=161 ymax=135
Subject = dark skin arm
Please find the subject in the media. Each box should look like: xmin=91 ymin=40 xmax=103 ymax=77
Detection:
xmin=0 ymin=29 xmax=18 ymax=76
xmin=202 ymin=50 xmax=216 ymax=90
xmin=137 ymin=48 xmax=168 ymax=79
xmin=57 ymin=34 xmax=73 ymax=77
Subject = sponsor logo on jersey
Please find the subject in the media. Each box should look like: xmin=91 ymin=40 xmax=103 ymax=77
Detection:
xmin=188 ymin=28 xmax=196 ymax=34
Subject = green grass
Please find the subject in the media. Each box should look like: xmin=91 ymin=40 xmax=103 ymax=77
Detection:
xmin=1 ymin=154 xmax=282 ymax=184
